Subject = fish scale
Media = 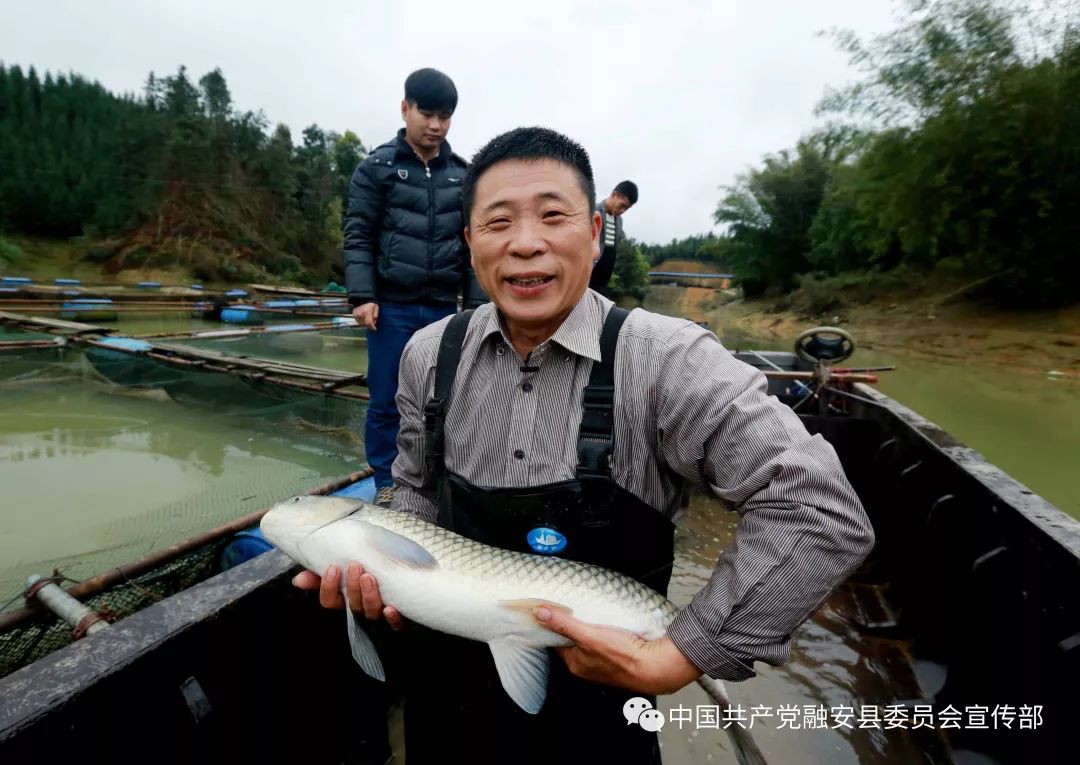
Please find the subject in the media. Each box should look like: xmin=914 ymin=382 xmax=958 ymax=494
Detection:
xmin=352 ymin=506 xmax=678 ymax=631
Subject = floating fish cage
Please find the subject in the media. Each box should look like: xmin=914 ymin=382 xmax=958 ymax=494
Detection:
xmin=58 ymin=299 xmax=117 ymax=323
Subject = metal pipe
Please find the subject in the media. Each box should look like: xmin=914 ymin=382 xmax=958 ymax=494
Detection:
xmin=0 ymin=468 xmax=373 ymax=632
xmin=24 ymin=575 xmax=109 ymax=638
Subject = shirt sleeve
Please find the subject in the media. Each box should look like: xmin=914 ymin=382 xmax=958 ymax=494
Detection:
xmin=655 ymin=326 xmax=875 ymax=681
xmin=390 ymin=336 xmax=440 ymax=523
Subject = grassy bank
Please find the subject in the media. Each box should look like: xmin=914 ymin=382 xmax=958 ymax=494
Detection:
xmin=0 ymin=235 xmax=289 ymax=290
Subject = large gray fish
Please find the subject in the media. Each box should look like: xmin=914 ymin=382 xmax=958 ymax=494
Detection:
xmin=262 ymin=495 xmax=767 ymax=765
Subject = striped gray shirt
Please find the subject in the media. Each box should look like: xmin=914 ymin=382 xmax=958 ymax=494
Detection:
xmin=391 ymin=289 xmax=874 ymax=682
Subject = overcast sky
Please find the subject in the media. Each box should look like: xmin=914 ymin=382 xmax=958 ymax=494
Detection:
xmin=1 ymin=0 xmax=900 ymax=244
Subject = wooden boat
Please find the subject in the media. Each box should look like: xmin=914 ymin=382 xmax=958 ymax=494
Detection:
xmin=0 ymin=327 xmax=1074 ymax=765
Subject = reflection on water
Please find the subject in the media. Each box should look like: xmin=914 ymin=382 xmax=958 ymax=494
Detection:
xmin=0 ymin=381 xmax=363 ymax=602
xmin=660 ymin=493 xmax=948 ymax=765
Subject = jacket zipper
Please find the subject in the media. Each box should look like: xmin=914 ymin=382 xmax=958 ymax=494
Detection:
xmin=426 ymin=164 xmax=434 ymax=275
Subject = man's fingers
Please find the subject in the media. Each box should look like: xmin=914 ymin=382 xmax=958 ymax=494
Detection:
xmin=370 ymin=305 xmax=379 ymax=330
xmin=292 ymin=570 xmax=321 ymax=591
xmin=359 ymin=571 xmax=383 ymax=620
xmin=385 ymin=606 xmax=405 ymax=631
xmin=319 ymin=565 xmax=344 ymax=609
xmin=344 ymin=563 xmax=368 ymax=613
xmin=534 ymin=605 xmax=594 ymax=644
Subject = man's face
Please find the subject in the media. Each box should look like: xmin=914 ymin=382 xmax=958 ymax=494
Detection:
xmin=607 ymin=193 xmax=632 ymax=216
xmin=401 ymin=100 xmax=452 ymax=151
xmin=465 ymin=159 xmax=601 ymax=332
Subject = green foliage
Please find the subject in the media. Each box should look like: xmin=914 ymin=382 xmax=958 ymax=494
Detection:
xmin=711 ymin=0 xmax=1080 ymax=306
xmin=639 ymin=233 xmax=726 ymax=266
xmin=714 ymin=136 xmax=840 ymax=295
xmin=0 ymin=63 xmax=367 ymax=283
xmin=607 ymin=238 xmax=651 ymax=299
xmin=0 ymin=235 xmax=25 ymax=267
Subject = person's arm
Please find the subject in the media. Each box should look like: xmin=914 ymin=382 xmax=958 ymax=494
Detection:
xmin=343 ymin=159 xmax=383 ymax=309
xmin=538 ymin=325 xmax=873 ymax=693
xmin=657 ymin=327 xmax=875 ymax=681
xmin=391 ymin=334 xmax=441 ymax=522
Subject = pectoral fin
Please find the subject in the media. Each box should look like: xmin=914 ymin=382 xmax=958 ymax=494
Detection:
xmin=354 ymin=520 xmax=438 ymax=570
xmin=488 ymin=639 xmax=550 ymax=714
xmin=344 ymin=585 xmax=385 ymax=681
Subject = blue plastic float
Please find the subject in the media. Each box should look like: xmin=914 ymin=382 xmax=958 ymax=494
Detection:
xmin=220 ymin=305 xmax=264 ymax=325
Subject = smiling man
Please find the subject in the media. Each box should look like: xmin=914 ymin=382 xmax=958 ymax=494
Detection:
xmin=301 ymin=127 xmax=874 ymax=763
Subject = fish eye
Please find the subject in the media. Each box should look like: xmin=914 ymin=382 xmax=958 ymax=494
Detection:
xmin=292 ymin=496 xmax=302 ymax=503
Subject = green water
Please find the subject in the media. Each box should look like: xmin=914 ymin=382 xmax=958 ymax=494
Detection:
xmin=0 ymin=380 xmax=364 ymax=602
xmin=642 ymin=292 xmax=1080 ymax=520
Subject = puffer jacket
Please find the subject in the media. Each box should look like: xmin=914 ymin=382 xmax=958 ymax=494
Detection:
xmin=342 ymin=129 xmax=486 ymax=308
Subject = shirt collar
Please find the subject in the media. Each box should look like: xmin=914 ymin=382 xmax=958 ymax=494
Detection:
xmin=477 ymin=290 xmax=611 ymax=363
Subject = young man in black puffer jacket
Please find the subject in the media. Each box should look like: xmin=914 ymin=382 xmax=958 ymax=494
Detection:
xmin=342 ymin=68 xmax=487 ymax=503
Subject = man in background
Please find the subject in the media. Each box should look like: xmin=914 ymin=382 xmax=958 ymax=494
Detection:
xmin=342 ymin=68 xmax=486 ymax=506
xmin=588 ymin=179 xmax=638 ymax=296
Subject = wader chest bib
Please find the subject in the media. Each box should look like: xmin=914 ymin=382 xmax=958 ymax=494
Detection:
xmin=402 ymin=306 xmax=675 ymax=765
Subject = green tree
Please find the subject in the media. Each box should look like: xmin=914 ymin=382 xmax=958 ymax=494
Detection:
xmin=607 ymin=238 xmax=651 ymax=299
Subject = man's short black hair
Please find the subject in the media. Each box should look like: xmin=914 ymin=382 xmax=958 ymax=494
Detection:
xmin=614 ymin=180 xmax=639 ymax=205
xmin=404 ymin=68 xmax=458 ymax=113
xmin=463 ymin=127 xmax=595 ymax=221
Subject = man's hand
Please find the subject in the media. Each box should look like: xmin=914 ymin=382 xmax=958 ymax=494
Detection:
xmin=535 ymin=605 xmax=701 ymax=695
xmin=352 ymin=302 xmax=379 ymax=330
xmin=292 ymin=563 xmax=405 ymax=630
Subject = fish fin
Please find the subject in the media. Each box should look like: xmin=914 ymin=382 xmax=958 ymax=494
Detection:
xmin=488 ymin=639 xmax=549 ymax=715
xmin=357 ymin=521 xmax=438 ymax=569
xmin=497 ymin=598 xmax=574 ymax=623
xmin=724 ymin=724 xmax=770 ymax=765
xmin=344 ymin=586 xmax=385 ymax=681
xmin=697 ymin=676 xmax=769 ymax=765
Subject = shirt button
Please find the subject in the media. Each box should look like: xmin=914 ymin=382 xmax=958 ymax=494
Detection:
xmin=521 ymin=382 xmax=533 ymax=392
xmin=513 ymin=449 xmax=525 ymax=459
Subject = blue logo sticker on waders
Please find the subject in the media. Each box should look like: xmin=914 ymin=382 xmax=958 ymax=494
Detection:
xmin=527 ymin=527 xmax=567 ymax=554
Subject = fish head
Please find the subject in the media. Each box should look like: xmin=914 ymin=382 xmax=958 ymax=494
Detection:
xmin=261 ymin=495 xmax=363 ymax=561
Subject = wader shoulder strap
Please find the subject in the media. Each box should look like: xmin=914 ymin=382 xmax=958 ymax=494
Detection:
xmin=423 ymin=310 xmax=473 ymax=485
xmin=577 ymin=306 xmax=630 ymax=477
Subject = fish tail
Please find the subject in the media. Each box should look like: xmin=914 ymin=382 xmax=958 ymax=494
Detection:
xmin=695 ymin=676 xmax=769 ymax=765
xmin=724 ymin=723 xmax=769 ymax=765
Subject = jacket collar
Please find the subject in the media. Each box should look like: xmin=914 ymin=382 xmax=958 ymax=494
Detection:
xmin=394 ymin=128 xmax=451 ymax=166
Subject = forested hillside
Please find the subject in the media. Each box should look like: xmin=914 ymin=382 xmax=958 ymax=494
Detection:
xmin=0 ymin=64 xmax=362 ymax=285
